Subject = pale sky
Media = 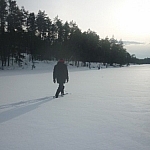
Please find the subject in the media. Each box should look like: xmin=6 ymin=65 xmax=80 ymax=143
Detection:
xmin=17 ymin=0 xmax=150 ymax=58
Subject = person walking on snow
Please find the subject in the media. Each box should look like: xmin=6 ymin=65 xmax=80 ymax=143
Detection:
xmin=53 ymin=59 xmax=69 ymax=98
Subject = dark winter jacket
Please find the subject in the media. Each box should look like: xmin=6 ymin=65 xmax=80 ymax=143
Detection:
xmin=53 ymin=62 xmax=69 ymax=84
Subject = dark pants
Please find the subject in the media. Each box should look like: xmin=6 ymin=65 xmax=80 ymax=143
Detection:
xmin=55 ymin=83 xmax=64 ymax=98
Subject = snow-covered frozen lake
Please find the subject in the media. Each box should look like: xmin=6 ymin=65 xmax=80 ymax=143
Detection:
xmin=0 ymin=63 xmax=150 ymax=150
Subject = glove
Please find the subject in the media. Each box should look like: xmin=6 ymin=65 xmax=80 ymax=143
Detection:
xmin=53 ymin=79 xmax=56 ymax=83
xmin=66 ymin=78 xmax=69 ymax=83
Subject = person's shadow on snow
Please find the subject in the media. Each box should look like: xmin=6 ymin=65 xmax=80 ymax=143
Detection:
xmin=0 ymin=96 xmax=53 ymax=123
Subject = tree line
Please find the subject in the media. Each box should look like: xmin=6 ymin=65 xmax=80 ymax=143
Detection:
xmin=0 ymin=0 xmax=148 ymax=69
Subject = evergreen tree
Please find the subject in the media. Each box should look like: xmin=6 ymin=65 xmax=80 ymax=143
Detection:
xmin=26 ymin=12 xmax=36 ymax=60
xmin=7 ymin=0 xmax=24 ymax=66
xmin=68 ymin=21 xmax=82 ymax=63
xmin=36 ymin=10 xmax=48 ymax=40
xmin=0 ymin=0 xmax=8 ymax=67
xmin=80 ymin=29 xmax=100 ymax=64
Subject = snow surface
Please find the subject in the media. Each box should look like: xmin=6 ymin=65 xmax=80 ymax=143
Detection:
xmin=0 ymin=62 xmax=150 ymax=150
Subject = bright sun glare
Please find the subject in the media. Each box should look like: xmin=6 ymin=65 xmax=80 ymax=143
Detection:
xmin=116 ymin=0 xmax=150 ymax=38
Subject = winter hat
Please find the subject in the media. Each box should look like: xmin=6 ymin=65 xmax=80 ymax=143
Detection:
xmin=58 ymin=59 xmax=64 ymax=63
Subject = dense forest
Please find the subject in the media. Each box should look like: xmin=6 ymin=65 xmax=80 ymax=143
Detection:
xmin=0 ymin=0 xmax=149 ymax=69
